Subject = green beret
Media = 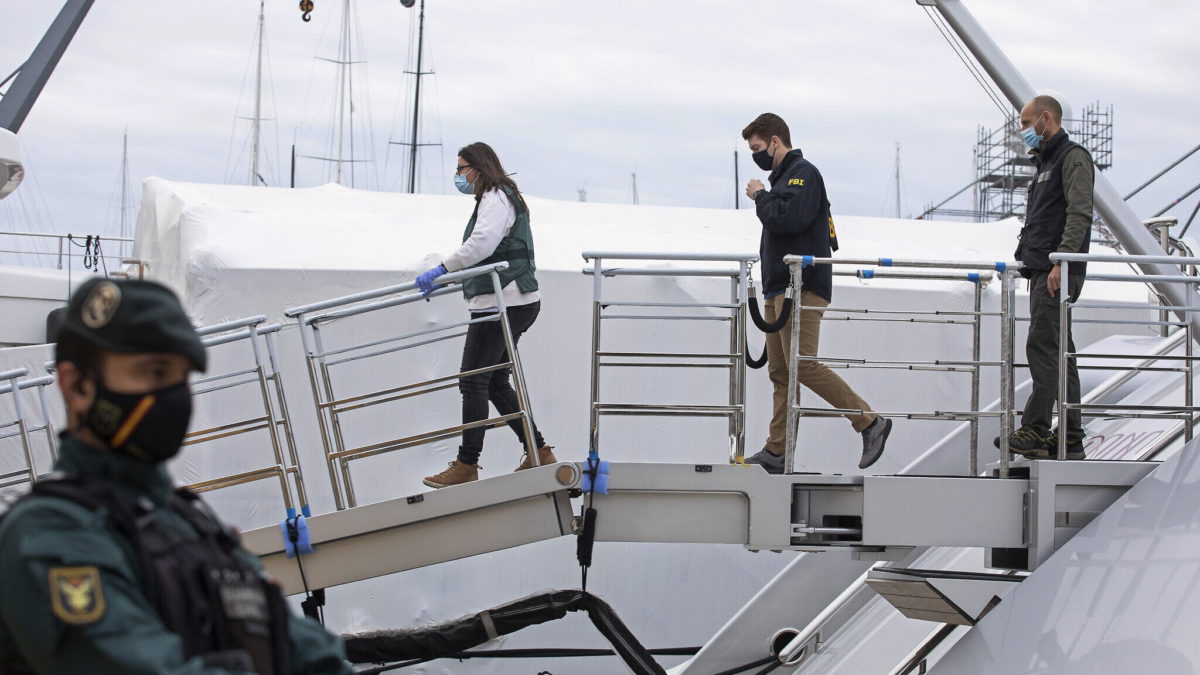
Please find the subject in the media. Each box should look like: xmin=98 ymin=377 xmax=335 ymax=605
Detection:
xmin=57 ymin=278 xmax=207 ymax=372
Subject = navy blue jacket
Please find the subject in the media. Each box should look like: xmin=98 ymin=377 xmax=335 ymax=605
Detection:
xmin=754 ymin=149 xmax=838 ymax=301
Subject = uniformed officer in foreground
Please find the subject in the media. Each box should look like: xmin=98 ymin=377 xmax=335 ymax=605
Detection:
xmin=0 ymin=278 xmax=350 ymax=674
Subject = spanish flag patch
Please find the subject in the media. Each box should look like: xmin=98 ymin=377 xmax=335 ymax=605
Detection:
xmin=49 ymin=566 xmax=106 ymax=625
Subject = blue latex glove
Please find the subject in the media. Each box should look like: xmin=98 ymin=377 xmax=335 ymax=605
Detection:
xmin=416 ymin=264 xmax=447 ymax=296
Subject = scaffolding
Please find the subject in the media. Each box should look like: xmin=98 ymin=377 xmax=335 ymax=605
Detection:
xmin=922 ymin=102 xmax=1114 ymax=222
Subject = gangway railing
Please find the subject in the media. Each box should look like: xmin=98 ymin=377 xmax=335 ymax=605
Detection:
xmin=0 ymin=368 xmax=56 ymax=490
xmin=284 ymin=262 xmax=538 ymax=509
xmin=582 ymin=252 xmax=756 ymax=463
xmin=782 ymin=255 xmax=1022 ymax=477
xmin=181 ymin=316 xmax=309 ymax=516
xmin=1052 ymin=252 xmax=1200 ymax=460
xmin=0 ymin=231 xmax=134 ymax=270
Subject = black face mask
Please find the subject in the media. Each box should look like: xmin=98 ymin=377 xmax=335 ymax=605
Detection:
xmin=86 ymin=380 xmax=193 ymax=462
xmin=752 ymin=141 xmax=775 ymax=171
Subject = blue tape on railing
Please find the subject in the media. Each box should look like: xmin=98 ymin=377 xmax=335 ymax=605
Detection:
xmin=801 ymin=255 xmax=814 ymax=268
xmin=581 ymin=460 xmax=610 ymax=494
xmin=968 ymin=272 xmax=980 ymax=283
xmin=880 ymin=258 xmax=893 ymax=267
xmin=286 ymin=507 xmax=297 ymax=519
xmin=280 ymin=516 xmax=314 ymax=558
xmin=861 ymin=269 xmax=875 ymax=279
xmin=301 ymin=504 xmax=312 ymax=518
xmin=994 ymin=262 xmax=1007 ymax=272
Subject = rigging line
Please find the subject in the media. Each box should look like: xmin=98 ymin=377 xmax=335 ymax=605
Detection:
xmin=222 ymin=11 xmax=260 ymax=185
xmin=1178 ymin=195 xmax=1200 ymax=239
xmin=262 ymin=8 xmax=283 ymax=187
xmin=922 ymin=6 xmax=1011 ymax=122
xmin=928 ymin=6 xmax=1011 ymax=120
xmin=352 ymin=1 xmax=381 ymax=191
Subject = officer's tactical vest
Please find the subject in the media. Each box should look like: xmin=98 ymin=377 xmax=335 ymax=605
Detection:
xmin=1017 ymin=132 xmax=1093 ymax=277
xmin=461 ymin=185 xmax=538 ymax=300
xmin=11 ymin=477 xmax=291 ymax=674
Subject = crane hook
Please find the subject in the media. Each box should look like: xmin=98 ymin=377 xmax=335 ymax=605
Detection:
xmin=299 ymin=0 xmax=314 ymax=22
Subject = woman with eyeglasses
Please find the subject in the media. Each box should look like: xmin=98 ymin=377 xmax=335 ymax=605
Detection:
xmin=416 ymin=142 xmax=556 ymax=488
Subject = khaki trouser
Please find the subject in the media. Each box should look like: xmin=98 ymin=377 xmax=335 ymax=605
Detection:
xmin=763 ymin=291 xmax=876 ymax=453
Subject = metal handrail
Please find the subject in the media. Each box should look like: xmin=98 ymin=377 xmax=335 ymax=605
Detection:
xmin=0 ymin=231 xmax=135 ymax=270
xmin=180 ymin=316 xmax=309 ymax=516
xmin=582 ymin=251 xmax=759 ymax=262
xmin=284 ymin=262 xmax=509 ymax=318
xmin=0 ymin=368 xmax=57 ymax=489
xmin=782 ymin=257 xmax=1014 ymax=477
xmin=585 ymin=252 xmax=754 ymax=463
xmin=1052 ymin=253 xmax=1200 ymax=460
xmin=285 ymin=263 xmax=539 ymax=510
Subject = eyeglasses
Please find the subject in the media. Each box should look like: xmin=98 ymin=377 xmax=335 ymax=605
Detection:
xmin=455 ymin=164 xmax=473 ymax=175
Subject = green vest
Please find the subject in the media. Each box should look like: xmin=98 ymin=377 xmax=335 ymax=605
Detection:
xmin=461 ymin=185 xmax=538 ymax=300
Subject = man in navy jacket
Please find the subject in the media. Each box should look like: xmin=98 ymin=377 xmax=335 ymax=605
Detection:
xmin=741 ymin=113 xmax=891 ymax=473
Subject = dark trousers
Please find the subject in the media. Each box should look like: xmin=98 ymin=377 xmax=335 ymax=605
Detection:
xmin=1023 ymin=271 xmax=1084 ymax=439
xmin=457 ymin=301 xmax=544 ymax=465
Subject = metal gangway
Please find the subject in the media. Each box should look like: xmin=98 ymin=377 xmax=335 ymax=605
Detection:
xmin=283 ymin=262 xmax=542 ymax=510
xmin=0 ymin=367 xmax=56 ymax=490
xmin=180 ymin=316 xmax=310 ymax=518
xmin=582 ymin=252 xmax=756 ymax=464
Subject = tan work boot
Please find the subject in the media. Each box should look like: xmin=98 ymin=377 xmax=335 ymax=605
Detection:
xmin=515 ymin=446 xmax=557 ymax=472
xmin=423 ymin=460 xmax=480 ymax=488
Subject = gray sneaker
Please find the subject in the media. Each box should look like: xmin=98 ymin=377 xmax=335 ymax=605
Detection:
xmin=745 ymin=449 xmax=784 ymax=474
xmin=859 ymin=417 xmax=892 ymax=469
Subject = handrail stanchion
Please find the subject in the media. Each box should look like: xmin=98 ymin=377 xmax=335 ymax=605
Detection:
xmin=1057 ymin=260 xmax=1072 ymax=461
xmin=589 ymin=256 xmax=603 ymax=456
xmin=784 ymin=261 xmax=803 ymax=474
xmin=969 ymin=280 xmax=983 ymax=475
xmin=1188 ymin=324 xmax=1195 ymax=443
xmin=494 ymin=268 xmax=541 ymax=467
xmin=998 ymin=269 xmax=1015 ymax=479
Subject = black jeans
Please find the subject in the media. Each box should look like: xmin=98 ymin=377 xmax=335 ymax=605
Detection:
xmin=457 ymin=302 xmax=545 ymax=465
xmin=1023 ymin=271 xmax=1084 ymax=439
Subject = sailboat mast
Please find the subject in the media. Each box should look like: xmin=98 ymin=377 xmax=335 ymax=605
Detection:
xmin=733 ymin=149 xmax=739 ymax=210
xmin=334 ymin=0 xmax=350 ymax=185
xmin=120 ymin=128 xmax=129 ymax=255
xmin=894 ymin=142 xmax=902 ymax=218
xmin=407 ymin=0 xmax=425 ymax=194
xmin=250 ymin=0 xmax=265 ymax=186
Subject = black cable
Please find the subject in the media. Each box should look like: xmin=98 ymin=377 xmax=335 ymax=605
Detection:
xmin=753 ymin=660 xmax=784 ymax=675
xmin=713 ymin=654 xmax=780 ymax=675
xmin=358 ymin=647 xmax=701 ymax=675
xmin=287 ymin=518 xmax=324 ymax=625
xmin=922 ymin=6 xmax=1012 ymax=122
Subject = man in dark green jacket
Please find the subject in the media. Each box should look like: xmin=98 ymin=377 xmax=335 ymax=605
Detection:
xmin=0 ymin=278 xmax=349 ymax=674
xmin=1000 ymin=94 xmax=1095 ymax=460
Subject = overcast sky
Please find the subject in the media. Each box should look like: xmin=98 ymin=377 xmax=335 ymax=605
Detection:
xmin=1 ymin=0 xmax=1198 ymax=248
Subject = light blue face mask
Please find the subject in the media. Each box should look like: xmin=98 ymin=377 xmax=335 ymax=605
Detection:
xmin=454 ymin=173 xmax=474 ymax=194
xmin=1021 ymin=116 xmax=1046 ymax=149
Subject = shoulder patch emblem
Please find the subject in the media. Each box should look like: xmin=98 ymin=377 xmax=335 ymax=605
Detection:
xmin=81 ymin=281 xmax=121 ymax=329
xmin=787 ymin=178 xmax=806 ymax=186
xmin=49 ymin=566 xmax=105 ymax=624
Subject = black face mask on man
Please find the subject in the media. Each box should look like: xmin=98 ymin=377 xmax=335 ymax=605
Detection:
xmin=752 ymin=140 xmax=776 ymax=171
xmin=85 ymin=379 xmax=193 ymax=462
